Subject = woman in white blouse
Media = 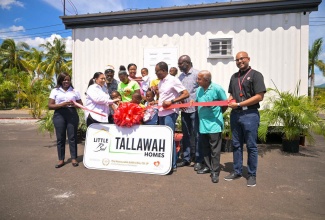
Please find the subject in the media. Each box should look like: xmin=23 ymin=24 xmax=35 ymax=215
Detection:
xmin=85 ymin=72 xmax=120 ymax=127
xmin=48 ymin=72 xmax=83 ymax=168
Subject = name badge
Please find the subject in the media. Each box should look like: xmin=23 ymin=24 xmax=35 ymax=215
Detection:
xmin=242 ymin=106 xmax=248 ymax=110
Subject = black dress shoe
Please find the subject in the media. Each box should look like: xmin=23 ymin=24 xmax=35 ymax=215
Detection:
xmin=197 ymin=166 xmax=210 ymax=174
xmin=177 ymin=160 xmax=190 ymax=167
xmin=194 ymin=163 xmax=203 ymax=171
xmin=55 ymin=162 xmax=65 ymax=168
xmin=210 ymin=173 xmax=219 ymax=183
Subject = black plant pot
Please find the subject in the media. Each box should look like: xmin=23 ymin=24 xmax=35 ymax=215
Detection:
xmin=282 ymin=139 xmax=299 ymax=153
xmin=221 ymin=138 xmax=232 ymax=152
xmin=299 ymin=135 xmax=305 ymax=146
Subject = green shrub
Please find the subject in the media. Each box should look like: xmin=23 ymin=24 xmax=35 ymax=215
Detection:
xmin=37 ymin=109 xmax=87 ymax=140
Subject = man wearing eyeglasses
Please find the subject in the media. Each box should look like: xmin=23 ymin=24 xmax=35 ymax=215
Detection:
xmin=154 ymin=61 xmax=189 ymax=173
xmin=177 ymin=55 xmax=203 ymax=172
xmin=224 ymin=51 xmax=266 ymax=187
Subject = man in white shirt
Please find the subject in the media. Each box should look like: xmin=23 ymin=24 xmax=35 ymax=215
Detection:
xmin=155 ymin=61 xmax=189 ymax=172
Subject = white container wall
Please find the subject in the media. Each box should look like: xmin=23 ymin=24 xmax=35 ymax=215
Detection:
xmin=72 ymin=12 xmax=309 ymax=101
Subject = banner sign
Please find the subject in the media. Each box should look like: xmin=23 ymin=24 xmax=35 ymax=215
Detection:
xmin=83 ymin=124 xmax=173 ymax=175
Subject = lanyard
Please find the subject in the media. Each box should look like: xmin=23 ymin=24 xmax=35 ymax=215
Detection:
xmin=238 ymin=68 xmax=252 ymax=97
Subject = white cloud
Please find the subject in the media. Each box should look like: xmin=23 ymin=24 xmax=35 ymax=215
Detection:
xmin=65 ymin=36 xmax=73 ymax=53
xmin=14 ymin=17 xmax=22 ymax=23
xmin=23 ymin=37 xmax=47 ymax=48
xmin=41 ymin=0 xmax=123 ymax=15
xmin=0 ymin=0 xmax=24 ymax=10
xmin=8 ymin=25 xmax=24 ymax=31
xmin=0 ymin=25 xmax=72 ymax=53
xmin=314 ymin=72 xmax=325 ymax=86
xmin=0 ymin=25 xmax=24 ymax=39
xmin=22 ymin=34 xmax=73 ymax=53
xmin=319 ymin=51 xmax=325 ymax=61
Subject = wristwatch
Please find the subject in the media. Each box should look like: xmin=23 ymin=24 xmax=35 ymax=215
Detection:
xmin=171 ymin=99 xmax=176 ymax=104
xmin=237 ymin=103 xmax=240 ymax=107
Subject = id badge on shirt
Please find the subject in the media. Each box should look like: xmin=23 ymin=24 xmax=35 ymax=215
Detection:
xmin=242 ymin=106 xmax=248 ymax=110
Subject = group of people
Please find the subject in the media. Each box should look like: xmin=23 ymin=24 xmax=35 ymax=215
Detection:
xmin=48 ymin=51 xmax=266 ymax=187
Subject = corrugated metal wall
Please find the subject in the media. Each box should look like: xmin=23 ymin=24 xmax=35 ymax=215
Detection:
xmin=72 ymin=12 xmax=309 ymax=101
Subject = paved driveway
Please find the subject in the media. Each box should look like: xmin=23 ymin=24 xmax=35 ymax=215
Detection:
xmin=0 ymin=118 xmax=324 ymax=220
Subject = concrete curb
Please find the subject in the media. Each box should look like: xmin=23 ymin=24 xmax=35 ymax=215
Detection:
xmin=0 ymin=118 xmax=38 ymax=124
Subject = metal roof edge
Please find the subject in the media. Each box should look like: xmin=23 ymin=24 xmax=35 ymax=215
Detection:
xmin=61 ymin=0 xmax=322 ymax=29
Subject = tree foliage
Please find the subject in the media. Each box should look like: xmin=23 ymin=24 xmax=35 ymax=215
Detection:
xmin=40 ymin=37 xmax=72 ymax=78
xmin=0 ymin=39 xmax=30 ymax=72
xmin=258 ymin=82 xmax=325 ymax=144
xmin=309 ymin=38 xmax=325 ymax=99
xmin=0 ymin=38 xmax=71 ymax=117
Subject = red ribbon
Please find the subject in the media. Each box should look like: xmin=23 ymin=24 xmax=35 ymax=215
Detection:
xmin=73 ymin=100 xmax=234 ymax=127
xmin=72 ymin=101 xmax=107 ymax=117
xmin=144 ymin=100 xmax=234 ymax=114
xmin=162 ymin=100 xmax=234 ymax=110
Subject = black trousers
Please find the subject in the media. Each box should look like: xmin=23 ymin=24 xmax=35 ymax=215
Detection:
xmin=86 ymin=114 xmax=100 ymax=127
xmin=108 ymin=114 xmax=115 ymax=124
xmin=200 ymin=132 xmax=222 ymax=174
xmin=53 ymin=108 xmax=79 ymax=160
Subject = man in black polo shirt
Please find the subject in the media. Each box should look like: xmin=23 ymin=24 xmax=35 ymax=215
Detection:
xmin=224 ymin=51 xmax=266 ymax=187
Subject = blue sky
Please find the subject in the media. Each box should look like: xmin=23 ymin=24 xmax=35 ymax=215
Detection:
xmin=1 ymin=0 xmax=325 ymax=85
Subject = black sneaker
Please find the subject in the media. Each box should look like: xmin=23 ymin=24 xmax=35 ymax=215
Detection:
xmin=176 ymin=160 xmax=190 ymax=167
xmin=193 ymin=162 xmax=203 ymax=171
xmin=247 ymin=176 xmax=256 ymax=187
xmin=224 ymin=172 xmax=242 ymax=181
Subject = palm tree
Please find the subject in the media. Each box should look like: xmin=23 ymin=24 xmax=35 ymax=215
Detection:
xmin=309 ymin=38 xmax=325 ymax=99
xmin=19 ymin=77 xmax=52 ymax=118
xmin=3 ymin=67 xmax=30 ymax=108
xmin=0 ymin=39 xmax=30 ymax=72
xmin=23 ymin=48 xmax=46 ymax=79
xmin=41 ymin=37 xmax=72 ymax=79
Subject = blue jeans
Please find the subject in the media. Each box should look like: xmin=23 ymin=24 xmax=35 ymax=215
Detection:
xmin=159 ymin=112 xmax=178 ymax=169
xmin=230 ymin=109 xmax=260 ymax=177
xmin=181 ymin=111 xmax=202 ymax=163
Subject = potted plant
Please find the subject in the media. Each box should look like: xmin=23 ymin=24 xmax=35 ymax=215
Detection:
xmin=257 ymin=110 xmax=283 ymax=144
xmin=258 ymin=82 xmax=325 ymax=153
xmin=221 ymin=108 xmax=232 ymax=152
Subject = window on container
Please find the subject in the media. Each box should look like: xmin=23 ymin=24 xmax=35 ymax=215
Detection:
xmin=209 ymin=39 xmax=232 ymax=56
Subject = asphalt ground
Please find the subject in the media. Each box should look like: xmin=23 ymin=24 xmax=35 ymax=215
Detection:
xmin=0 ymin=110 xmax=324 ymax=220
